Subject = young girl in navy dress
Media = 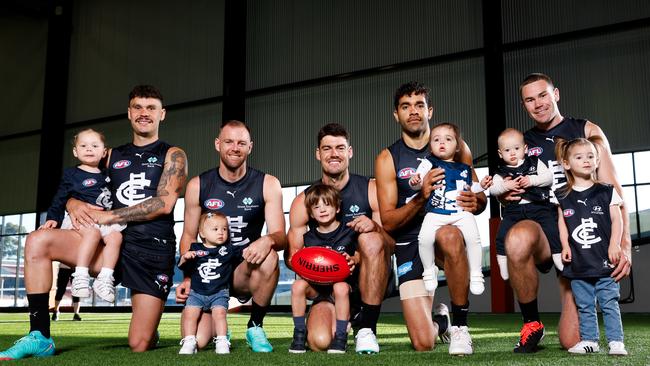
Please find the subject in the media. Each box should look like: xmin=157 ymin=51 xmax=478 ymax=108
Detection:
xmin=556 ymin=137 xmax=627 ymax=356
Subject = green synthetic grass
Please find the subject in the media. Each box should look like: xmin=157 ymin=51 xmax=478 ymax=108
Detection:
xmin=0 ymin=312 xmax=648 ymax=365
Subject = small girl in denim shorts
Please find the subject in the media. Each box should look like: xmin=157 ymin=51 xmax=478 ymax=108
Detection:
xmin=178 ymin=212 xmax=236 ymax=355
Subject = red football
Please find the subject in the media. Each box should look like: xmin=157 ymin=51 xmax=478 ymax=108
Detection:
xmin=290 ymin=247 xmax=350 ymax=285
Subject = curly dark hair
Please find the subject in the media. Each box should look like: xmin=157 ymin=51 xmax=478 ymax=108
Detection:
xmin=393 ymin=81 xmax=431 ymax=109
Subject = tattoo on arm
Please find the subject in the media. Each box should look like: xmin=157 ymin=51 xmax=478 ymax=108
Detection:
xmin=113 ymin=198 xmax=165 ymax=223
xmin=157 ymin=149 xmax=188 ymax=196
xmin=111 ymin=149 xmax=187 ymax=223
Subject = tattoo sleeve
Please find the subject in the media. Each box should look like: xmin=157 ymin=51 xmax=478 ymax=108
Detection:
xmin=111 ymin=149 xmax=187 ymax=223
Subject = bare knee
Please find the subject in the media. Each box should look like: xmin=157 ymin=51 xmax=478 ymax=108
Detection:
xmin=259 ymin=250 xmax=279 ymax=274
xmin=411 ymin=334 xmax=434 ymax=352
xmin=291 ymin=279 xmax=308 ymax=294
xmin=307 ymin=331 xmax=331 ymax=352
xmin=129 ymin=335 xmax=153 ymax=353
xmin=357 ymin=232 xmax=385 ymax=258
xmin=24 ymin=231 xmax=49 ymax=262
xmin=332 ymin=282 xmax=348 ymax=301
xmin=504 ymin=222 xmax=537 ymax=261
xmin=436 ymin=225 xmax=464 ymax=257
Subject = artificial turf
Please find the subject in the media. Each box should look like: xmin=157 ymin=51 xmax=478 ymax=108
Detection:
xmin=0 ymin=312 xmax=648 ymax=365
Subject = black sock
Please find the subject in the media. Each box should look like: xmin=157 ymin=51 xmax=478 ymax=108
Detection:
xmin=451 ymin=302 xmax=469 ymax=327
xmin=360 ymin=302 xmax=381 ymax=334
xmin=28 ymin=293 xmax=50 ymax=338
xmin=433 ymin=313 xmax=449 ymax=335
xmin=519 ymin=298 xmax=540 ymax=323
xmin=248 ymin=301 xmax=268 ymax=328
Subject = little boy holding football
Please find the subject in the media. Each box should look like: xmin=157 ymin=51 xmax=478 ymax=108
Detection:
xmin=289 ymin=184 xmax=360 ymax=354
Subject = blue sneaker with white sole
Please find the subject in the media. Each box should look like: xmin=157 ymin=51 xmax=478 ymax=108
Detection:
xmin=246 ymin=325 xmax=273 ymax=352
xmin=0 ymin=331 xmax=55 ymax=360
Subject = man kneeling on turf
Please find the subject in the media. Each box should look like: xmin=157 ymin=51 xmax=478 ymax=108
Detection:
xmin=289 ymin=184 xmax=359 ymax=354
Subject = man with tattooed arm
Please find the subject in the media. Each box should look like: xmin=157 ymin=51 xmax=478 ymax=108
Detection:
xmin=0 ymin=85 xmax=187 ymax=360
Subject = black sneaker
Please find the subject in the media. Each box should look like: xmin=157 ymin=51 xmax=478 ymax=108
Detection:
xmin=73 ymin=313 xmax=82 ymax=321
xmin=51 ymin=312 xmax=59 ymax=322
xmin=289 ymin=328 xmax=307 ymax=354
xmin=513 ymin=321 xmax=544 ymax=353
xmin=327 ymin=332 xmax=347 ymax=354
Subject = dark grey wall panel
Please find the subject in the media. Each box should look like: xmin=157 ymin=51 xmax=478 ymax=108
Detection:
xmin=504 ymin=27 xmax=650 ymax=153
xmin=502 ymin=0 xmax=650 ymax=43
xmin=246 ymin=0 xmax=483 ymax=90
xmin=246 ymin=58 xmax=486 ymax=186
xmin=63 ymin=103 xmax=222 ymax=180
xmin=0 ymin=136 xmax=40 ymax=215
xmin=66 ymin=0 xmax=225 ymax=123
xmin=0 ymin=14 xmax=47 ymax=137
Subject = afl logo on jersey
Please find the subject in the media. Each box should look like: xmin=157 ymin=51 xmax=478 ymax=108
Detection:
xmin=398 ymin=167 xmax=416 ymax=179
xmin=113 ymin=160 xmax=131 ymax=169
xmin=528 ymin=147 xmax=543 ymax=157
xmin=82 ymin=178 xmax=97 ymax=187
xmin=195 ymin=250 xmax=209 ymax=257
xmin=204 ymin=199 xmax=225 ymax=210
xmin=563 ymin=209 xmax=575 ymax=217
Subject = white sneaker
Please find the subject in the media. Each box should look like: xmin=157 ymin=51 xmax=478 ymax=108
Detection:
xmin=92 ymin=273 xmax=115 ymax=303
xmin=608 ymin=341 xmax=627 ymax=355
xmin=448 ymin=325 xmax=473 ymax=355
xmin=422 ymin=266 xmax=439 ymax=292
xmin=355 ymin=328 xmax=379 ymax=354
xmin=568 ymin=340 xmax=600 ymax=354
xmin=215 ymin=336 xmax=231 ymax=354
xmin=433 ymin=303 xmax=451 ymax=344
xmin=71 ymin=272 xmax=90 ymax=298
xmin=469 ymin=271 xmax=485 ymax=295
xmin=178 ymin=336 xmax=197 ymax=355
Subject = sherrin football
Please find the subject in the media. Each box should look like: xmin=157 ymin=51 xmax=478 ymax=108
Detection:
xmin=290 ymin=246 xmax=350 ymax=285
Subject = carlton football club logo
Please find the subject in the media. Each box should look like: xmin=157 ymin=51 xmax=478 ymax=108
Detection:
xmin=572 ymin=217 xmax=601 ymax=248
xmin=116 ymin=172 xmax=151 ymax=206
xmin=204 ymin=199 xmax=225 ymax=210
xmin=112 ymin=160 xmax=131 ymax=169
xmin=528 ymin=147 xmax=543 ymax=156
xmin=82 ymin=178 xmax=97 ymax=187
xmin=398 ymin=167 xmax=416 ymax=179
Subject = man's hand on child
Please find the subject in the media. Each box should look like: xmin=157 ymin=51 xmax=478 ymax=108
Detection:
xmin=38 ymin=220 xmax=58 ymax=230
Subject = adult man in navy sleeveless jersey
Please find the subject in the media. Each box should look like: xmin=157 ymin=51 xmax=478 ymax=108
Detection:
xmin=175 ymin=120 xmax=286 ymax=352
xmin=375 ymin=82 xmax=486 ymax=354
xmin=0 ymin=85 xmax=188 ymax=360
xmin=503 ymin=73 xmax=632 ymax=352
xmin=286 ymin=123 xmax=394 ymax=353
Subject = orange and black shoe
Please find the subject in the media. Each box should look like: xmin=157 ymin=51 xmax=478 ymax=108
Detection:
xmin=513 ymin=321 xmax=544 ymax=353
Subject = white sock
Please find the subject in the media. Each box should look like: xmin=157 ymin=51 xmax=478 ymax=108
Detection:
xmin=99 ymin=267 xmax=114 ymax=278
xmin=75 ymin=267 xmax=89 ymax=276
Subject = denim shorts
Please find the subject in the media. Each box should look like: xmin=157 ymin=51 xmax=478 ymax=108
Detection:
xmin=186 ymin=288 xmax=230 ymax=311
